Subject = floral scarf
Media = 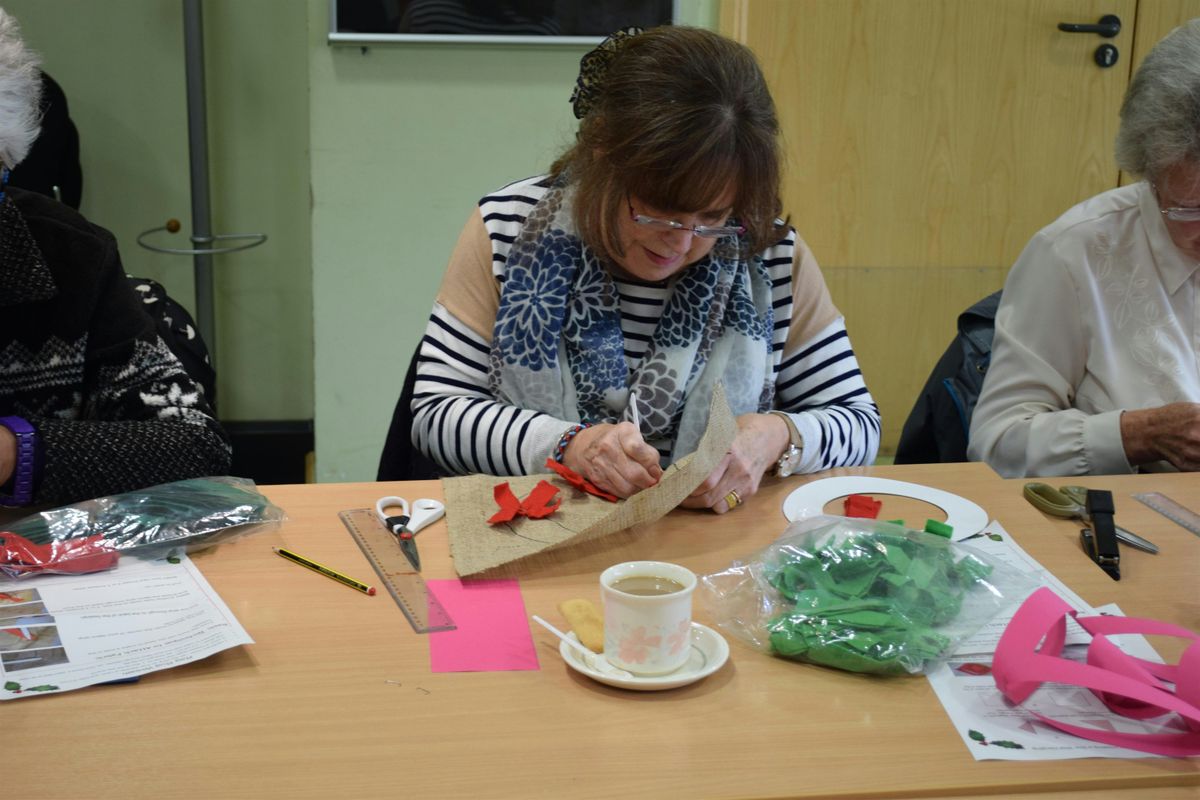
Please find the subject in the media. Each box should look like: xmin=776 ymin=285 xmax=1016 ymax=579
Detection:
xmin=488 ymin=182 xmax=775 ymax=461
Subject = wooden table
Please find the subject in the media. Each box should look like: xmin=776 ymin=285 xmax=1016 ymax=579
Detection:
xmin=8 ymin=464 xmax=1199 ymax=799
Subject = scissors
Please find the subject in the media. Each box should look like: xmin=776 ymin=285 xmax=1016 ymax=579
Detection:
xmin=374 ymin=496 xmax=446 ymax=572
xmin=1022 ymin=483 xmax=1158 ymax=554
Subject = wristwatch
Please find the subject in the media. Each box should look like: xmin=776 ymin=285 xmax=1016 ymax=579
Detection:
xmin=0 ymin=415 xmax=37 ymax=506
xmin=769 ymin=410 xmax=804 ymax=478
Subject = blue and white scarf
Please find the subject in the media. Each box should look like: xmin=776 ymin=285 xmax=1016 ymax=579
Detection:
xmin=489 ymin=182 xmax=775 ymax=461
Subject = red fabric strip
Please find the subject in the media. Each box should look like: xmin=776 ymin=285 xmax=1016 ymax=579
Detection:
xmin=487 ymin=483 xmax=523 ymax=524
xmin=0 ymin=531 xmax=119 ymax=575
xmin=544 ymin=458 xmax=619 ymax=503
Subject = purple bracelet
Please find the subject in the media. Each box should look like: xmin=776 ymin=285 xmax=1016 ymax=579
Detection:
xmin=553 ymin=422 xmax=592 ymax=463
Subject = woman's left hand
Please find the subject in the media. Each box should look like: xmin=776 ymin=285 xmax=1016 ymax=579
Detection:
xmin=680 ymin=412 xmax=790 ymax=514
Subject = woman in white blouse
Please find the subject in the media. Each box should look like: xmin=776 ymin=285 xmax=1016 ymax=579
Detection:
xmin=969 ymin=19 xmax=1200 ymax=477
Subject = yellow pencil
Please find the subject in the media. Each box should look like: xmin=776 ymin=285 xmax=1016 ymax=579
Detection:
xmin=274 ymin=547 xmax=376 ymax=596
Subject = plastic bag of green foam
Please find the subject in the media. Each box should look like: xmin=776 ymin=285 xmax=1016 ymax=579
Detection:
xmin=698 ymin=515 xmax=1037 ymax=675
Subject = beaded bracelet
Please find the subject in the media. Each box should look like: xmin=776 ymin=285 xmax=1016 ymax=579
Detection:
xmin=553 ymin=422 xmax=592 ymax=463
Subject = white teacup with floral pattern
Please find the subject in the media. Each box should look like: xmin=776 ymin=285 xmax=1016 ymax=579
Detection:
xmin=600 ymin=561 xmax=696 ymax=676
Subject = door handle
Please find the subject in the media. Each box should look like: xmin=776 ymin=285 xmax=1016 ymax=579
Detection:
xmin=1057 ymin=14 xmax=1121 ymax=38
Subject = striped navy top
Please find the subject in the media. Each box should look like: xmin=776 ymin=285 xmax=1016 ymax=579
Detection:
xmin=412 ymin=176 xmax=881 ymax=476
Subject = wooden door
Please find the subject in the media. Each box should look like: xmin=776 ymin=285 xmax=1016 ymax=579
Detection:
xmin=721 ymin=0 xmax=1157 ymax=456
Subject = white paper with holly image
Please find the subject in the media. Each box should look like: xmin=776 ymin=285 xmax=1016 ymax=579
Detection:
xmin=0 ymin=553 xmax=251 ymax=699
xmin=928 ymin=520 xmax=1177 ymax=761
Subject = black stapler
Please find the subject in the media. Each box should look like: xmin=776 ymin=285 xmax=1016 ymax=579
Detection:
xmin=1080 ymin=489 xmax=1120 ymax=581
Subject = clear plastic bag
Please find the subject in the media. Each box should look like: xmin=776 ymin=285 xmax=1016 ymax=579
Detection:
xmin=0 ymin=476 xmax=285 ymax=578
xmin=699 ymin=515 xmax=1037 ymax=676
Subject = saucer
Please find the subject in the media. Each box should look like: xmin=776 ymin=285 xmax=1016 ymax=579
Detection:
xmin=559 ymin=622 xmax=729 ymax=691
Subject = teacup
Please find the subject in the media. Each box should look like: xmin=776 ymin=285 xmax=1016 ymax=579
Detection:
xmin=600 ymin=560 xmax=696 ymax=676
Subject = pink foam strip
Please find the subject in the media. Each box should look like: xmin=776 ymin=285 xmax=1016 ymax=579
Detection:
xmin=992 ymin=587 xmax=1200 ymax=757
xmin=426 ymin=579 xmax=540 ymax=673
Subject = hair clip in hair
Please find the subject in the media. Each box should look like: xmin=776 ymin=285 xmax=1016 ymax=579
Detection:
xmin=570 ymin=26 xmax=644 ymax=120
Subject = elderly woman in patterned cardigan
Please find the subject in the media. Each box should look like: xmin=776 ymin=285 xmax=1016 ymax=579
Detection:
xmin=408 ymin=26 xmax=880 ymax=514
xmin=0 ymin=9 xmax=230 ymax=508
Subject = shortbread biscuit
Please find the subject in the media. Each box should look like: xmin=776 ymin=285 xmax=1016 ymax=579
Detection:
xmin=558 ymin=598 xmax=604 ymax=653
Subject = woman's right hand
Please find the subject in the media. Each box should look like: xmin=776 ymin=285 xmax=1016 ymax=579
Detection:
xmin=1121 ymin=402 xmax=1200 ymax=470
xmin=562 ymin=422 xmax=662 ymax=498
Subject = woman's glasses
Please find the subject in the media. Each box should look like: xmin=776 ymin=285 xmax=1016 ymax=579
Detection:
xmin=1152 ymin=183 xmax=1200 ymax=221
xmin=628 ymin=199 xmax=745 ymax=238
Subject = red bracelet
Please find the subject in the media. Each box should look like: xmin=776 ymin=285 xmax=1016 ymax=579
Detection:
xmin=553 ymin=422 xmax=591 ymax=463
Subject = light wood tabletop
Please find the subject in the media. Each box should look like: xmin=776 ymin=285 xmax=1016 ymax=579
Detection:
xmin=7 ymin=463 xmax=1198 ymax=799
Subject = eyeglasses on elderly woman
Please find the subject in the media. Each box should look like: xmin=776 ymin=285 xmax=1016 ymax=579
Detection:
xmin=1152 ymin=183 xmax=1200 ymax=222
xmin=627 ymin=198 xmax=746 ymax=239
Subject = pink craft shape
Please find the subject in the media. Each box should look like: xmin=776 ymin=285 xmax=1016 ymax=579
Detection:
xmin=992 ymin=586 xmax=1200 ymax=757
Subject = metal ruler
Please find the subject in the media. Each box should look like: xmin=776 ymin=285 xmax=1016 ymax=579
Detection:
xmin=1132 ymin=492 xmax=1200 ymax=538
xmin=338 ymin=508 xmax=456 ymax=633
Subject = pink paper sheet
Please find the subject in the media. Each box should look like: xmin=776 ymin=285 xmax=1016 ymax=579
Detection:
xmin=427 ymin=578 xmax=539 ymax=673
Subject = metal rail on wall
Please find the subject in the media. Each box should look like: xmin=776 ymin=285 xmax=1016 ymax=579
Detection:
xmin=136 ymin=0 xmax=267 ymax=364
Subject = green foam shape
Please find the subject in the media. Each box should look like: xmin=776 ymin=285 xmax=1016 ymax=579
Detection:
xmin=924 ymin=519 xmax=953 ymax=538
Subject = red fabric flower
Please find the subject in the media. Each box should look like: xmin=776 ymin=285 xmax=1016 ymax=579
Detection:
xmin=487 ymin=480 xmax=562 ymax=524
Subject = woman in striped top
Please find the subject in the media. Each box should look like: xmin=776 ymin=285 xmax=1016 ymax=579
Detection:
xmin=411 ymin=26 xmax=880 ymax=513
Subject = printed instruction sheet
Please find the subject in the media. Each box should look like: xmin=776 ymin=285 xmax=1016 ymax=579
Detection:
xmin=0 ymin=554 xmax=252 ymax=699
xmin=928 ymin=521 xmax=1175 ymax=760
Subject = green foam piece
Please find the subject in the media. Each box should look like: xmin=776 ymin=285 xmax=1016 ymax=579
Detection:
xmin=954 ymin=553 xmax=994 ymax=583
xmin=761 ymin=521 xmax=996 ymax=675
xmin=924 ymin=519 xmax=953 ymax=538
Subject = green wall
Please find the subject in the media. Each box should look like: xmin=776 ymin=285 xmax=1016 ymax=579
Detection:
xmin=308 ymin=0 xmax=716 ymax=481
xmin=5 ymin=0 xmax=312 ymax=423
xmin=7 ymin=0 xmax=715 ymax=483
xmin=310 ymin=4 xmax=583 ymax=481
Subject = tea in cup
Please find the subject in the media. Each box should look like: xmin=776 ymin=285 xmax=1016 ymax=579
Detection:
xmin=600 ymin=560 xmax=696 ymax=676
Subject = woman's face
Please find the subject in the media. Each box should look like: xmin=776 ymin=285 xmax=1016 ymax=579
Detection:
xmin=1155 ymin=161 xmax=1200 ymax=262
xmin=612 ymin=186 xmax=737 ymax=282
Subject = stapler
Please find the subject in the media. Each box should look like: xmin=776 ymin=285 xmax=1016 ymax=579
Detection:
xmin=1080 ymin=489 xmax=1120 ymax=581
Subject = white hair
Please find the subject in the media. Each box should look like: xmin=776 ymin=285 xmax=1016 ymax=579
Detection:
xmin=1115 ymin=19 xmax=1200 ymax=181
xmin=0 ymin=8 xmax=41 ymax=169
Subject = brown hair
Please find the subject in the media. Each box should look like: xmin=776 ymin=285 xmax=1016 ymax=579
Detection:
xmin=550 ymin=26 xmax=786 ymax=261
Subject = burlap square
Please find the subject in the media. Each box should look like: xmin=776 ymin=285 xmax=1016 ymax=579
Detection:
xmin=443 ymin=384 xmax=736 ymax=576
